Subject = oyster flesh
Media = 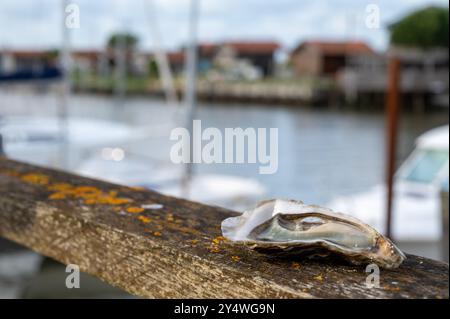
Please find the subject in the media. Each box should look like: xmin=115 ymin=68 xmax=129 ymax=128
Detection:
xmin=221 ymin=199 xmax=405 ymax=268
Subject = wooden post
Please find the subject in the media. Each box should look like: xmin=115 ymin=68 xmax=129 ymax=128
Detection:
xmin=0 ymin=134 xmax=4 ymax=156
xmin=385 ymin=58 xmax=401 ymax=239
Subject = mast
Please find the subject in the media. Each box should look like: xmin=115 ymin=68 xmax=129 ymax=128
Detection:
xmin=114 ymin=24 xmax=127 ymax=107
xmin=182 ymin=0 xmax=200 ymax=196
xmin=145 ymin=0 xmax=179 ymax=109
xmin=59 ymin=0 xmax=71 ymax=168
xmin=385 ymin=57 xmax=401 ymax=239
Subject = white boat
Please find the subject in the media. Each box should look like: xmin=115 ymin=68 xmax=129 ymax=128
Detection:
xmin=328 ymin=125 xmax=449 ymax=242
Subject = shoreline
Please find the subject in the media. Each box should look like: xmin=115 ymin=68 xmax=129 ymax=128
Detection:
xmin=71 ymin=86 xmax=449 ymax=112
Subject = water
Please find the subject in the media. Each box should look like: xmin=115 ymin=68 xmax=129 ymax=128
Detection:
xmin=1 ymin=88 xmax=447 ymax=205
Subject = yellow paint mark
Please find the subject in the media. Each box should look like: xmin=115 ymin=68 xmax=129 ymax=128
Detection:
xmin=212 ymin=236 xmax=227 ymax=245
xmin=8 ymin=171 xmax=132 ymax=208
xmin=138 ymin=216 xmax=152 ymax=224
xmin=48 ymin=183 xmax=72 ymax=191
xmin=314 ymin=275 xmax=324 ymax=282
xmin=47 ymin=183 xmax=131 ymax=206
xmin=383 ymin=285 xmax=401 ymax=292
xmin=127 ymin=207 xmax=145 ymax=214
xmin=102 ymin=197 xmax=131 ymax=205
xmin=190 ymin=239 xmax=199 ymax=245
xmin=73 ymin=186 xmax=102 ymax=198
xmin=231 ymin=255 xmax=240 ymax=262
xmin=209 ymin=236 xmax=228 ymax=253
xmin=209 ymin=246 xmax=220 ymax=253
xmin=108 ymin=190 xmax=118 ymax=197
xmin=21 ymin=173 xmax=49 ymax=185
xmin=48 ymin=193 xmax=67 ymax=200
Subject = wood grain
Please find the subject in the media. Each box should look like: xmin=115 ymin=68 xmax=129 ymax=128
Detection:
xmin=0 ymin=158 xmax=448 ymax=298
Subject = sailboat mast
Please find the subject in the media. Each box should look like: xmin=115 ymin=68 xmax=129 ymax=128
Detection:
xmin=114 ymin=24 xmax=127 ymax=107
xmin=59 ymin=0 xmax=71 ymax=168
xmin=182 ymin=0 xmax=200 ymax=195
xmin=145 ymin=0 xmax=179 ymax=108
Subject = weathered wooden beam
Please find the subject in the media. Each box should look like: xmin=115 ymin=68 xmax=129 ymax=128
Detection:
xmin=0 ymin=158 xmax=448 ymax=298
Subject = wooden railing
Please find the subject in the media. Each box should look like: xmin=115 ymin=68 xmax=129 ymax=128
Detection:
xmin=0 ymin=157 xmax=448 ymax=298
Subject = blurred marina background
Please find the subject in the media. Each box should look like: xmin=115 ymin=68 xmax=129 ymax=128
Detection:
xmin=0 ymin=0 xmax=448 ymax=298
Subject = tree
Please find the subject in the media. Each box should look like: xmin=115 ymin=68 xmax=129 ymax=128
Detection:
xmin=148 ymin=59 xmax=160 ymax=79
xmin=389 ymin=6 xmax=449 ymax=49
xmin=107 ymin=33 xmax=139 ymax=50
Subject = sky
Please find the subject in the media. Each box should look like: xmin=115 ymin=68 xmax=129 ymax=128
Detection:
xmin=0 ymin=0 xmax=448 ymax=54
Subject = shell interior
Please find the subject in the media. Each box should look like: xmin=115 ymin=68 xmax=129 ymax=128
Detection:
xmin=221 ymin=199 xmax=406 ymax=268
xmin=249 ymin=213 xmax=376 ymax=251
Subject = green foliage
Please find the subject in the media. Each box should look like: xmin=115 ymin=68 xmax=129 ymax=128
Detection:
xmin=107 ymin=33 xmax=139 ymax=49
xmin=148 ymin=59 xmax=159 ymax=79
xmin=389 ymin=6 xmax=449 ymax=49
xmin=47 ymin=49 xmax=60 ymax=59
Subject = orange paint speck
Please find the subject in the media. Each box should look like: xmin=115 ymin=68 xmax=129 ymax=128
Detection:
xmin=383 ymin=285 xmax=401 ymax=292
xmin=48 ymin=193 xmax=67 ymax=200
xmin=105 ymin=197 xmax=131 ymax=205
xmin=47 ymin=183 xmax=131 ymax=206
xmin=138 ymin=216 xmax=152 ymax=224
xmin=127 ymin=207 xmax=145 ymax=214
xmin=48 ymin=183 xmax=72 ymax=191
xmin=21 ymin=173 xmax=49 ymax=185
xmin=291 ymin=262 xmax=301 ymax=270
xmin=73 ymin=186 xmax=102 ymax=198
xmin=212 ymin=236 xmax=226 ymax=245
xmin=231 ymin=256 xmax=240 ymax=262
xmin=314 ymin=275 xmax=324 ymax=281
xmin=153 ymin=231 xmax=162 ymax=236
xmin=209 ymin=246 xmax=220 ymax=253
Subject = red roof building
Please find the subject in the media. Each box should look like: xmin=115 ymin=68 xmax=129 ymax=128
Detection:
xmin=0 ymin=49 xmax=58 ymax=73
xmin=290 ymin=40 xmax=374 ymax=77
xmin=224 ymin=41 xmax=280 ymax=55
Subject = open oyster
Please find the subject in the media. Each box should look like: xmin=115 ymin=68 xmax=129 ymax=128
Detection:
xmin=221 ymin=199 xmax=405 ymax=269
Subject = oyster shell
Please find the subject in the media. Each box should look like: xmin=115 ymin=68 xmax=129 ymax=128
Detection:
xmin=221 ymin=199 xmax=405 ymax=269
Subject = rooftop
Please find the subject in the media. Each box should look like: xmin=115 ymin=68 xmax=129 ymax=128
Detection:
xmin=293 ymin=40 xmax=374 ymax=55
xmin=224 ymin=41 xmax=280 ymax=54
